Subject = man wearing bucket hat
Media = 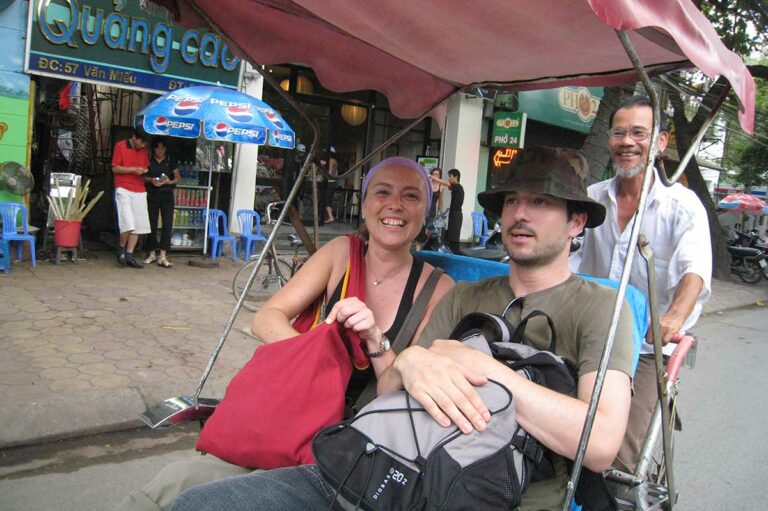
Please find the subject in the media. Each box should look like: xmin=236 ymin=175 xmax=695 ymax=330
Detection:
xmin=378 ymin=146 xmax=636 ymax=509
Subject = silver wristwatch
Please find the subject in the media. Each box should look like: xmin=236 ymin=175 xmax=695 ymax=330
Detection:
xmin=366 ymin=335 xmax=392 ymax=358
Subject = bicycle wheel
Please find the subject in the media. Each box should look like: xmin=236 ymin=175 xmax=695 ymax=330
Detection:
xmin=232 ymin=257 xmax=292 ymax=311
xmin=631 ymin=392 xmax=680 ymax=511
xmin=644 ymin=395 xmax=678 ymax=488
xmin=737 ymin=261 xmax=762 ymax=284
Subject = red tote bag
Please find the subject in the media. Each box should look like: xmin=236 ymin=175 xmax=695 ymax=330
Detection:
xmin=196 ymin=235 xmax=370 ymax=468
xmin=196 ymin=322 xmax=359 ymax=468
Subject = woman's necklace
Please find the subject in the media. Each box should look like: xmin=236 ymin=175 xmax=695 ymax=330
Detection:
xmin=368 ymin=258 xmax=409 ymax=287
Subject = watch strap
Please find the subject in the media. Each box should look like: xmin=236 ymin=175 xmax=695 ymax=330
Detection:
xmin=366 ymin=335 xmax=391 ymax=358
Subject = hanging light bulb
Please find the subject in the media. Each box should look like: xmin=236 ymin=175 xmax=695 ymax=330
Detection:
xmin=279 ymin=76 xmax=314 ymax=94
xmin=341 ymin=104 xmax=368 ymax=126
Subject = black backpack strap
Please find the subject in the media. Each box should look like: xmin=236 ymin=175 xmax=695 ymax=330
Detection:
xmin=510 ymin=310 xmax=557 ymax=352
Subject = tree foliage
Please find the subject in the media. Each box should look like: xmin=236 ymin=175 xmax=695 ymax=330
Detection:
xmin=724 ymin=57 xmax=768 ymax=188
xmin=734 ymin=142 xmax=768 ymax=187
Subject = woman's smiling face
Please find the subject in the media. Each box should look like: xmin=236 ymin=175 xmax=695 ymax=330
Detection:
xmin=362 ymin=164 xmax=428 ymax=249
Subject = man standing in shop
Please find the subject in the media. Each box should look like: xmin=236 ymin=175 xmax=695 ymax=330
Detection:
xmin=570 ymin=96 xmax=711 ymax=473
xmin=431 ymin=168 xmax=464 ymax=253
xmin=112 ymin=129 xmax=151 ymax=268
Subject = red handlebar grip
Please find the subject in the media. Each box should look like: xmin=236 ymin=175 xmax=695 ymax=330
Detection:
xmin=666 ymin=335 xmax=695 ymax=382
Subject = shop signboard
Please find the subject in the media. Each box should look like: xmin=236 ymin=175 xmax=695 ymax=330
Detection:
xmin=517 ymin=87 xmax=603 ymax=133
xmin=417 ymin=156 xmax=440 ymax=173
xmin=24 ymin=0 xmax=240 ymax=93
xmin=491 ymin=112 xmax=526 ymax=148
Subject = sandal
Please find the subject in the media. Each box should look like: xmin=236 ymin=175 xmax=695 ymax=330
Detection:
xmin=143 ymin=253 xmax=157 ymax=264
xmin=157 ymin=257 xmax=173 ymax=268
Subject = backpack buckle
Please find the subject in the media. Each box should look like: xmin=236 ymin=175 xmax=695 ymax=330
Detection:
xmin=513 ymin=434 xmax=544 ymax=463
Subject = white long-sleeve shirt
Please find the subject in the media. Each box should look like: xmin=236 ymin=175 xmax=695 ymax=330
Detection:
xmin=570 ymin=171 xmax=711 ymax=355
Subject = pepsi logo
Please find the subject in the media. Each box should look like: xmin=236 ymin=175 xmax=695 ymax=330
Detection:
xmin=264 ymin=111 xmax=285 ymax=130
xmin=227 ymin=106 xmax=253 ymax=123
xmin=154 ymin=117 xmax=169 ymax=131
xmin=273 ymin=131 xmax=293 ymax=143
xmin=214 ymin=122 xmax=229 ymax=138
xmin=174 ymin=100 xmax=201 ymax=116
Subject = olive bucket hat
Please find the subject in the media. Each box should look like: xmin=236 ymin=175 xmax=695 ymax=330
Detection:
xmin=478 ymin=146 xmax=606 ymax=228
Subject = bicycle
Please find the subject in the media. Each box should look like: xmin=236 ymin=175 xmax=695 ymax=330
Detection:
xmin=603 ymin=334 xmax=696 ymax=511
xmin=232 ymin=201 xmax=308 ymax=311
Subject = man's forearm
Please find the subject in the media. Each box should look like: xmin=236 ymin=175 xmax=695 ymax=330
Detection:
xmin=490 ymin=367 xmax=630 ymax=471
xmin=659 ymin=272 xmax=704 ymax=342
xmin=376 ymin=357 xmax=406 ymax=395
xmin=433 ymin=342 xmax=630 ymax=471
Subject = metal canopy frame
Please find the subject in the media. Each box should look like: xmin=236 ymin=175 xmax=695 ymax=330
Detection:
xmin=148 ymin=4 xmax=732 ymax=510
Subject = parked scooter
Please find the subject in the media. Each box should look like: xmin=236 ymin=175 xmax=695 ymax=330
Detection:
xmin=732 ymin=229 xmax=767 ymax=249
xmin=728 ymin=243 xmax=768 ymax=284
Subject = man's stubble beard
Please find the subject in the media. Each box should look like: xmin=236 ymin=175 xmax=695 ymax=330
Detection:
xmin=503 ymin=233 xmax=568 ymax=269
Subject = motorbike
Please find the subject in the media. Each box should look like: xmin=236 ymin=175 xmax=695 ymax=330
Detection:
xmin=728 ymin=242 xmax=768 ymax=284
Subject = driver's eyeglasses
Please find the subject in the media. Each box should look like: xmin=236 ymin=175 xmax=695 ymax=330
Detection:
xmin=608 ymin=128 xmax=651 ymax=141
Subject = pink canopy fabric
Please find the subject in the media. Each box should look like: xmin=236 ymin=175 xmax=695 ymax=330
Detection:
xmin=154 ymin=0 xmax=754 ymax=133
xmin=718 ymin=193 xmax=768 ymax=215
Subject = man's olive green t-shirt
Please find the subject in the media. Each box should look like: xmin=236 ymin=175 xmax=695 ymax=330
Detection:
xmin=417 ymin=274 xmax=635 ymax=511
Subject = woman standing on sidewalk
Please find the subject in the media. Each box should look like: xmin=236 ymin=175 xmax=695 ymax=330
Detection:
xmin=143 ymin=139 xmax=180 ymax=268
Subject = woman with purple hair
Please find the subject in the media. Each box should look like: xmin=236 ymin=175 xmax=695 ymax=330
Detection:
xmin=117 ymin=157 xmax=454 ymax=511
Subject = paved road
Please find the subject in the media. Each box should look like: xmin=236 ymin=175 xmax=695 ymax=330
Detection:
xmin=1 ymin=306 xmax=765 ymax=511
xmin=674 ymin=305 xmax=767 ymax=511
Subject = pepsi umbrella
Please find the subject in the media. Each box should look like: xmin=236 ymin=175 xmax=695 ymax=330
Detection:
xmin=135 ymin=86 xmax=295 ymax=256
xmin=718 ymin=193 xmax=768 ymax=215
xmin=136 ymin=85 xmax=295 ymax=148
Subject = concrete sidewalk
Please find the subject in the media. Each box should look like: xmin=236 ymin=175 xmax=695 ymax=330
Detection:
xmin=1 ymin=245 xmax=766 ymax=450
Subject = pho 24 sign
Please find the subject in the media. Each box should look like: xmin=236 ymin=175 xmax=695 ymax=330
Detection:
xmin=492 ymin=112 xmax=526 ymax=148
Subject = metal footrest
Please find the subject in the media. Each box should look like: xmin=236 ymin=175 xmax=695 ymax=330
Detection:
xmin=139 ymin=396 xmax=220 ymax=429
xmin=607 ymin=479 xmax=671 ymax=511
xmin=604 ymin=470 xmax=673 ymax=511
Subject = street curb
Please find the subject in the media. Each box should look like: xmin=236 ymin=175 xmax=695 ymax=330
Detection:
xmin=0 ymin=377 xmax=231 ymax=450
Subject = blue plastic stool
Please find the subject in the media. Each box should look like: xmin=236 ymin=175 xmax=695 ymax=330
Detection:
xmin=471 ymin=211 xmax=491 ymax=247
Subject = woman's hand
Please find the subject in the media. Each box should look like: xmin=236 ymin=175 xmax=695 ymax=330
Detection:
xmin=325 ymin=297 xmax=381 ymax=345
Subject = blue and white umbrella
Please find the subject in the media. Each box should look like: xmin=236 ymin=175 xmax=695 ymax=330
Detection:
xmin=135 ymin=86 xmax=295 ymax=256
xmin=135 ymin=85 xmax=295 ymax=149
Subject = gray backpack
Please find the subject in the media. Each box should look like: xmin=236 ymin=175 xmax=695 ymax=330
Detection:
xmin=313 ymin=311 xmax=577 ymax=511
